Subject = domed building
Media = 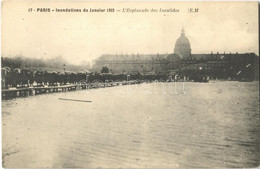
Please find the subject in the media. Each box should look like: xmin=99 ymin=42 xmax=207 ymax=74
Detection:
xmin=174 ymin=28 xmax=191 ymax=59
xmin=93 ymin=28 xmax=258 ymax=80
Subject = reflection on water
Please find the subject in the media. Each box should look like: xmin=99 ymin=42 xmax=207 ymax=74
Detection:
xmin=2 ymin=81 xmax=260 ymax=168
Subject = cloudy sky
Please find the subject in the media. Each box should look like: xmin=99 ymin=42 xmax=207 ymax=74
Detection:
xmin=2 ymin=1 xmax=259 ymax=65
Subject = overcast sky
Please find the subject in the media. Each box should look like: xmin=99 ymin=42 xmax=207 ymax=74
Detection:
xmin=2 ymin=1 xmax=259 ymax=65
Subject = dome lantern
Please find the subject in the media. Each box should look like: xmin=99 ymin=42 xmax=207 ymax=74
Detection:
xmin=181 ymin=27 xmax=185 ymax=36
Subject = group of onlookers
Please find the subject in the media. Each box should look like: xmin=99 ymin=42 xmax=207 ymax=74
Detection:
xmin=1 ymin=67 xmax=170 ymax=89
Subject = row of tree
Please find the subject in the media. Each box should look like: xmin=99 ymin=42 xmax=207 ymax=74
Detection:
xmin=1 ymin=66 xmax=172 ymax=89
xmin=1 ymin=56 xmax=91 ymax=72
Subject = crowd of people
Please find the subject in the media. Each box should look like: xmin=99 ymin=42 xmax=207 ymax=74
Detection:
xmin=1 ymin=67 xmax=170 ymax=89
xmin=1 ymin=67 xmax=84 ymax=88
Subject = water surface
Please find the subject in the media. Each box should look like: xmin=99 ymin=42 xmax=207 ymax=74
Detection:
xmin=2 ymin=81 xmax=260 ymax=168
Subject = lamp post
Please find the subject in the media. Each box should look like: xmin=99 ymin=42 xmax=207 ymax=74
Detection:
xmin=199 ymin=66 xmax=203 ymax=76
xmin=86 ymin=74 xmax=89 ymax=89
xmin=127 ymin=74 xmax=130 ymax=84
xmin=86 ymin=74 xmax=89 ymax=83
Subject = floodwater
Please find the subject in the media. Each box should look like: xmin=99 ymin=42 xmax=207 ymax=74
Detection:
xmin=2 ymin=81 xmax=260 ymax=168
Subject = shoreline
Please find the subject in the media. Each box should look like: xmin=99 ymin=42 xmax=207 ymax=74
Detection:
xmin=2 ymin=80 xmax=258 ymax=100
xmin=1 ymin=80 xmax=141 ymax=100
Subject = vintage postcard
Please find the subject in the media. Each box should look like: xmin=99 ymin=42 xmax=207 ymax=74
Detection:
xmin=1 ymin=1 xmax=259 ymax=168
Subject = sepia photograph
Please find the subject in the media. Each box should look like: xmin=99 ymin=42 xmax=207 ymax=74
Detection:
xmin=1 ymin=1 xmax=260 ymax=168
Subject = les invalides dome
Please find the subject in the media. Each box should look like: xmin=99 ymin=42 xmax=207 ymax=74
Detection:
xmin=174 ymin=28 xmax=191 ymax=59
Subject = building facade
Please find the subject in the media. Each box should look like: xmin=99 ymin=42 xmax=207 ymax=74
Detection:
xmin=92 ymin=29 xmax=259 ymax=80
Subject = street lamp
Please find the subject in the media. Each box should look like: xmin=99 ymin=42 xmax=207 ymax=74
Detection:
xmin=85 ymin=74 xmax=89 ymax=89
xmin=127 ymin=74 xmax=130 ymax=82
xmin=86 ymin=74 xmax=89 ymax=83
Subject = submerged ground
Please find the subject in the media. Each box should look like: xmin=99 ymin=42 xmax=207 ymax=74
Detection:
xmin=2 ymin=81 xmax=260 ymax=168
